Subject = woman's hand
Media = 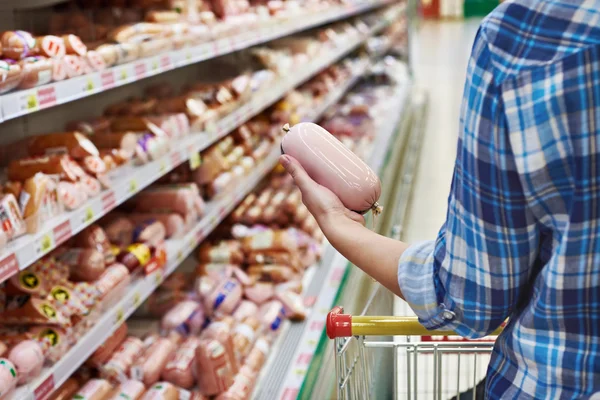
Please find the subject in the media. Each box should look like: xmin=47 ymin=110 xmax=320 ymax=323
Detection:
xmin=279 ymin=155 xmax=365 ymax=230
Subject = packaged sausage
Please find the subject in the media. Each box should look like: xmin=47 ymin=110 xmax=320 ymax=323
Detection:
xmin=7 ymin=340 xmax=44 ymax=384
xmin=116 ymin=243 xmax=152 ymax=272
xmin=244 ymin=337 xmax=269 ymax=371
xmin=195 ymin=339 xmax=235 ymax=396
xmin=18 ymin=57 xmax=53 ymax=89
xmin=241 ymin=230 xmax=298 ymax=253
xmin=203 ymin=278 xmax=242 ymax=317
xmin=0 ymin=194 xmax=27 ymax=240
xmin=232 ymin=301 xmax=259 ymax=322
xmin=132 ymin=184 xmax=204 ymax=217
xmin=162 ymin=337 xmax=201 ymax=389
xmin=128 ymin=213 xmax=187 ymax=239
xmin=131 ymin=219 xmax=167 ymax=247
xmin=76 ymin=225 xmax=115 ymax=264
xmin=0 ymin=61 xmax=23 ymax=94
xmin=141 ymin=382 xmax=179 ymax=400
xmin=161 ymin=300 xmax=204 ymax=337
xmin=282 ymin=122 xmax=382 ymax=214
xmin=101 ymin=336 xmax=144 ymax=382
xmin=57 ymin=181 xmax=87 ymax=210
xmin=245 ymin=250 xmax=302 ymax=272
xmin=8 ymin=155 xmax=78 ymax=182
xmin=259 ymin=300 xmax=286 ymax=334
xmin=58 ymin=248 xmax=106 ymax=282
xmin=102 ymin=216 xmax=135 ymax=246
xmin=244 ymin=282 xmax=274 ymax=305
xmin=108 ymin=380 xmax=146 ymax=400
xmin=2 ymin=31 xmax=35 ymax=59
xmin=29 ymin=132 xmax=100 ymax=160
xmin=275 ymin=290 xmax=306 ymax=321
xmin=21 ymin=173 xmax=62 ymax=234
xmin=34 ymin=35 xmax=66 ymax=58
xmin=0 ymin=298 xmax=67 ymax=326
xmin=73 ymin=379 xmax=113 ymax=400
xmin=49 ymin=378 xmax=80 ymax=400
xmin=247 ymin=264 xmax=296 ymax=283
xmin=0 ymin=358 xmax=18 ymax=398
xmin=232 ymin=316 xmax=261 ymax=361
xmin=52 ymin=58 xmax=67 ymax=81
xmin=90 ymin=324 xmax=128 ymax=366
xmin=62 ymin=34 xmax=87 ymax=56
xmin=130 ymin=338 xmax=176 ymax=386
xmin=197 ymin=241 xmax=244 ymax=264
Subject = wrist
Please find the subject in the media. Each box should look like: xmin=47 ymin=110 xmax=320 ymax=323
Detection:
xmin=318 ymin=210 xmax=358 ymax=240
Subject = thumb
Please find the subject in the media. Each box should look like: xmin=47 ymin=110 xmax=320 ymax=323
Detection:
xmin=279 ymin=155 xmax=314 ymax=192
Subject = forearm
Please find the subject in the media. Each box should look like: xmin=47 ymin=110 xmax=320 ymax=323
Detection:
xmin=321 ymin=213 xmax=409 ymax=298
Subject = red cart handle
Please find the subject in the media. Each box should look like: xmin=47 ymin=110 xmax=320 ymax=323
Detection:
xmin=326 ymin=306 xmax=352 ymax=338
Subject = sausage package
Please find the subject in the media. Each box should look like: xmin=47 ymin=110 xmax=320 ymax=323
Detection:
xmin=281 ymin=122 xmax=382 ymax=214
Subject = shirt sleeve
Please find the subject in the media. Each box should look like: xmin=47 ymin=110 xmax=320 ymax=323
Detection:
xmin=397 ymin=28 xmax=540 ymax=338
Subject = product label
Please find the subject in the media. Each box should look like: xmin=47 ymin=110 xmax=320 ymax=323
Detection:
xmin=251 ymin=231 xmax=274 ymax=250
xmin=126 ymin=243 xmax=151 ymax=266
xmin=19 ymin=270 xmax=40 ymax=290
xmin=209 ymin=247 xmax=231 ymax=263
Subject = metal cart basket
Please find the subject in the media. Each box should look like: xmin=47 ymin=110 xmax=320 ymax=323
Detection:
xmin=326 ymin=289 xmax=503 ymax=400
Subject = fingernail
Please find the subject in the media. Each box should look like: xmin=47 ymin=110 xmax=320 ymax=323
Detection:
xmin=280 ymin=155 xmax=290 ymax=167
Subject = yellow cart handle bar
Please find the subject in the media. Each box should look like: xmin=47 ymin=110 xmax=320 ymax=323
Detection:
xmin=326 ymin=306 xmax=504 ymax=338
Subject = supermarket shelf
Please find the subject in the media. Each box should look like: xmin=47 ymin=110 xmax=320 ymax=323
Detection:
xmin=0 ymin=7 xmax=399 ymax=286
xmin=0 ymin=0 xmax=392 ymax=123
xmin=252 ymin=78 xmax=411 ymax=400
xmin=8 ymin=62 xmax=367 ymax=400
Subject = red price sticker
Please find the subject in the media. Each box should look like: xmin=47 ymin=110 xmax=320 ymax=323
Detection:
xmin=34 ymin=374 xmax=55 ymax=400
xmin=171 ymin=151 xmax=182 ymax=167
xmin=101 ymin=70 xmax=116 ymax=89
xmin=303 ymin=296 xmax=316 ymax=308
xmin=53 ymin=220 xmax=72 ymax=247
xmin=0 ymin=254 xmax=19 ymax=284
xmin=160 ymin=55 xmax=173 ymax=70
xmin=102 ymin=191 xmax=116 ymax=212
xmin=296 ymin=353 xmax=313 ymax=365
xmin=330 ymin=267 xmax=345 ymax=284
xmin=134 ymin=63 xmax=147 ymax=79
xmin=37 ymin=86 xmax=57 ymax=109
xmin=281 ymin=388 xmax=299 ymax=400
xmin=310 ymin=320 xmax=324 ymax=331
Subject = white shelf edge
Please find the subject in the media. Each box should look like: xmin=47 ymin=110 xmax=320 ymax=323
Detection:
xmin=0 ymin=5 xmax=404 ymax=285
xmin=8 ymin=64 xmax=369 ymax=400
xmin=0 ymin=0 xmax=393 ymax=123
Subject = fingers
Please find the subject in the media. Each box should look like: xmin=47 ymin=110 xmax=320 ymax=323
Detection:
xmin=279 ymin=155 xmax=315 ymax=192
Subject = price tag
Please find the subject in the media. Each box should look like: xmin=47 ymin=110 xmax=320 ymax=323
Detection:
xmin=133 ymin=292 xmax=141 ymax=308
xmin=159 ymin=160 xmax=167 ymax=173
xmin=151 ymin=60 xmax=159 ymax=72
xmin=188 ymin=236 xmax=197 ymax=250
xmin=210 ymin=215 xmax=218 ymax=228
xmin=186 ymin=51 xmax=193 ymax=62
xmin=129 ymin=179 xmax=138 ymax=194
xmin=115 ymin=307 xmax=125 ymax=324
xmin=24 ymin=92 xmax=39 ymax=111
xmin=34 ymin=375 xmax=55 ymax=400
xmin=154 ymin=271 xmax=163 ymax=286
xmin=0 ymin=254 xmax=19 ymax=284
xmin=189 ymin=152 xmax=201 ymax=170
xmin=84 ymin=207 xmax=94 ymax=224
xmin=177 ymin=250 xmax=184 ymax=262
xmin=85 ymin=78 xmax=95 ymax=92
xmin=119 ymin=69 xmax=128 ymax=82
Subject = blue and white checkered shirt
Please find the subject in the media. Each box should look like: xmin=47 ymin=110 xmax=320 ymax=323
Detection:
xmin=398 ymin=1 xmax=600 ymax=398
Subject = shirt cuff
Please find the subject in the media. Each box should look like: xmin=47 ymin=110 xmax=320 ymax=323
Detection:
xmin=397 ymin=241 xmax=460 ymax=332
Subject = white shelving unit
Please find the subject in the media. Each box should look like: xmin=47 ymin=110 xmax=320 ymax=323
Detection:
xmin=0 ymin=6 xmax=404 ymax=286
xmin=9 ymin=54 xmax=371 ymax=400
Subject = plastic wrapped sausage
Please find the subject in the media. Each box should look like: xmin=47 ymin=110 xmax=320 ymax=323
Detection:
xmin=28 ymin=131 xmax=99 ymax=160
xmin=48 ymin=378 xmax=80 ymax=400
xmin=131 ymin=219 xmax=166 ymax=247
xmin=101 ymin=336 xmax=144 ymax=382
xmin=197 ymin=241 xmax=244 ymax=264
xmin=196 ymin=339 xmax=235 ymax=396
xmin=7 ymin=340 xmax=44 ymax=384
xmin=108 ymin=380 xmax=146 ymax=400
xmin=0 ymin=60 xmax=23 ymax=94
xmin=162 ymin=337 xmax=201 ymax=389
xmin=0 ymin=358 xmax=18 ymax=398
xmin=201 ymin=318 xmax=238 ymax=376
xmin=127 ymin=213 xmax=187 ymax=239
xmin=102 ymin=216 xmax=135 ymax=246
xmin=18 ymin=57 xmax=53 ymax=89
xmin=141 ymin=382 xmax=179 ymax=400
xmin=203 ymin=278 xmax=242 ymax=317
xmin=90 ymin=323 xmax=127 ymax=366
xmin=244 ymin=282 xmax=274 ymax=305
xmin=131 ymin=338 xmax=176 ymax=386
xmin=259 ymin=300 xmax=286 ymax=334
xmin=275 ymin=290 xmax=306 ymax=321
xmin=76 ymin=224 xmax=115 ymax=264
xmin=73 ymin=379 xmax=113 ymax=400
xmin=281 ymin=122 xmax=382 ymax=214
xmin=161 ymin=300 xmax=204 ymax=337
xmin=58 ymin=248 xmax=105 ymax=281
xmin=232 ymin=301 xmax=259 ymax=322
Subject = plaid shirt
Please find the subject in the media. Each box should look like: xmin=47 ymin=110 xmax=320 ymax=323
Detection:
xmin=398 ymin=1 xmax=600 ymax=398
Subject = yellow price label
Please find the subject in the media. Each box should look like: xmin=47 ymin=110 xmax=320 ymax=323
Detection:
xmin=307 ymin=339 xmax=317 ymax=346
xmin=115 ymin=308 xmax=124 ymax=324
xmin=159 ymin=160 xmax=167 ymax=173
xmin=133 ymin=292 xmax=141 ymax=308
xmin=210 ymin=215 xmax=218 ymax=227
xmin=152 ymin=61 xmax=158 ymax=71
xmin=188 ymin=236 xmax=197 ymax=250
xmin=120 ymin=70 xmax=128 ymax=81
xmin=40 ymin=234 xmax=53 ymax=253
xmin=154 ymin=271 xmax=163 ymax=286
xmin=86 ymin=79 xmax=94 ymax=92
xmin=295 ymin=369 xmax=306 ymax=376
xmin=129 ymin=179 xmax=138 ymax=193
xmin=189 ymin=152 xmax=201 ymax=170
xmin=84 ymin=207 xmax=94 ymax=223
xmin=186 ymin=52 xmax=192 ymax=61
xmin=177 ymin=250 xmax=184 ymax=262
xmin=26 ymin=94 xmax=38 ymax=110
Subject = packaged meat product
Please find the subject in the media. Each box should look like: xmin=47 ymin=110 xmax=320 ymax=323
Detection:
xmin=89 ymin=132 xmax=139 ymax=158
xmin=101 ymin=336 xmax=144 ymax=382
xmin=232 ymin=316 xmax=261 ymax=361
xmin=73 ymin=379 xmax=113 ymax=400
xmin=245 ymin=250 xmax=302 ymax=272
xmin=7 ymin=340 xmax=44 ymax=384
xmin=128 ymin=213 xmax=186 ymax=239
xmin=116 ymin=243 xmax=152 ymax=272
xmin=102 ymin=216 xmax=135 ymax=246
xmin=58 ymin=248 xmax=105 ymax=282
xmin=52 ymin=58 xmax=67 ymax=82
xmin=7 ymin=155 xmax=77 ymax=182
xmin=243 ymin=282 xmax=274 ymax=305
xmin=275 ymin=290 xmax=306 ymax=321
xmin=244 ymin=337 xmax=269 ymax=371
xmin=162 ymin=337 xmax=201 ymax=389
xmin=0 ymin=343 xmax=6 ymax=357
xmin=195 ymin=339 xmax=234 ymax=396
xmin=62 ymin=34 xmax=87 ymax=55
xmin=132 ymin=184 xmax=204 ymax=217
xmin=108 ymin=380 xmax=146 ymax=400
xmin=0 ymin=61 xmax=23 ymax=94
xmin=161 ymin=300 xmax=204 ymax=337
xmin=204 ymin=278 xmax=242 ymax=317
xmin=275 ymin=279 xmax=303 ymax=294
xmin=232 ymin=301 xmax=259 ymax=322
xmin=20 ymin=173 xmax=62 ymax=234
xmin=0 ymin=194 xmax=27 ymax=239
xmin=230 ymin=266 xmax=253 ymax=286
xmin=206 ymin=172 xmax=232 ymax=198
xmin=216 ymin=368 xmax=256 ymax=400
xmin=28 ymin=132 xmax=100 ymax=160
xmin=197 ymin=241 xmax=243 ymax=264
xmin=97 ymin=264 xmax=130 ymax=303
xmin=86 ymin=50 xmax=107 ymax=71
xmin=2 ymin=31 xmax=35 ymax=59
xmin=281 ymin=122 xmax=382 ymax=214
xmin=241 ymin=230 xmax=297 ymax=253
xmin=18 ymin=57 xmax=53 ymax=89
xmin=131 ymin=338 xmax=176 ymax=386
xmin=76 ymin=225 xmax=115 ymax=264
xmin=67 ymin=117 xmax=111 ymax=136
xmin=259 ymin=300 xmax=286 ymax=334
xmin=0 ymin=358 xmax=18 ymax=398
xmin=247 ymin=264 xmax=295 ymax=283
xmin=201 ymin=318 xmax=238 ymax=372
xmin=90 ymin=324 xmax=127 ymax=366
xmin=132 ymin=219 xmax=167 ymax=247
xmin=0 ymin=298 xmax=70 ymax=325
xmin=57 ymin=181 xmax=87 ymax=210
xmin=49 ymin=378 xmax=80 ymax=400
xmin=141 ymin=382 xmax=179 ymax=400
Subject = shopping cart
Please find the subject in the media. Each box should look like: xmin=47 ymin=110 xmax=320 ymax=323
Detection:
xmin=326 ymin=290 xmax=503 ymax=400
